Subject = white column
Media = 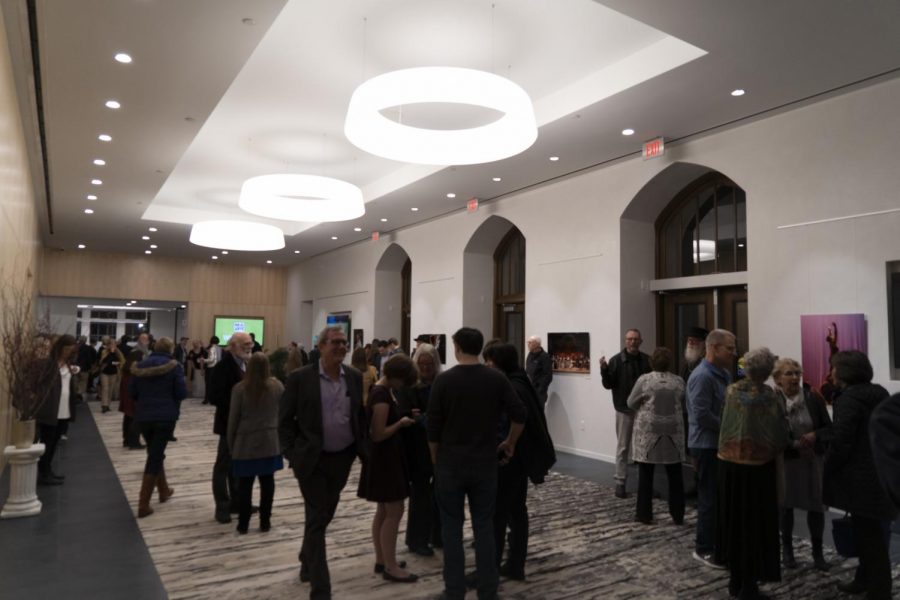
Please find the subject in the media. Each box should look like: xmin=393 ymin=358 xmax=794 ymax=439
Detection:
xmin=1 ymin=443 xmax=46 ymax=518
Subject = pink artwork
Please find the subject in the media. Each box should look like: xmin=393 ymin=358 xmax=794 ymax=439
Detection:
xmin=799 ymin=313 xmax=867 ymax=403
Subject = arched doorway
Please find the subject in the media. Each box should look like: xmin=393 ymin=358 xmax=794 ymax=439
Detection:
xmin=463 ymin=215 xmax=525 ymax=358
xmin=374 ymin=243 xmax=412 ymax=352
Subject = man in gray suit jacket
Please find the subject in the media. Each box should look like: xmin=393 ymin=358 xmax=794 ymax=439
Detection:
xmin=279 ymin=325 xmax=366 ymax=600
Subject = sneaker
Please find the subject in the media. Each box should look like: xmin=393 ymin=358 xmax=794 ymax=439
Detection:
xmin=692 ymin=551 xmax=726 ymax=570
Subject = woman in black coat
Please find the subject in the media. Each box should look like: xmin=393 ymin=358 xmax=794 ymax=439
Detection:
xmin=35 ymin=334 xmax=78 ymax=485
xmin=823 ymin=351 xmax=897 ymax=600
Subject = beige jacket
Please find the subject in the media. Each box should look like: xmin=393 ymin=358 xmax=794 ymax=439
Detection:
xmin=227 ymin=378 xmax=284 ymax=460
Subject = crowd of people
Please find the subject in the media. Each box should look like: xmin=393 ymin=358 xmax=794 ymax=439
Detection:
xmin=33 ymin=323 xmax=900 ymax=600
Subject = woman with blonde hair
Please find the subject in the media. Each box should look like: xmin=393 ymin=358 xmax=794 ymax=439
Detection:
xmin=227 ymin=352 xmax=284 ymax=533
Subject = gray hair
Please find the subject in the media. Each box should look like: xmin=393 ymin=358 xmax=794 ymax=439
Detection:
xmin=414 ymin=343 xmax=443 ymax=376
xmin=706 ymin=328 xmax=734 ymax=348
xmin=743 ymin=347 xmax=776 ymax=383
xmin=527 ymin=335 xmax=542 ymax=346
xmin=772 ymin=357 xmax=802 ymax=380
xmin=154 ymin=336 xmax=174 ymax=354
xmin=317 ymin=326 xmax=345 ymax=347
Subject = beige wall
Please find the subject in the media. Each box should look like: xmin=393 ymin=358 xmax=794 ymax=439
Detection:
xmin=39 ymin=250 xmax=288 ymax=348
xmin=0 ymin=7 xmax=42 ymax=469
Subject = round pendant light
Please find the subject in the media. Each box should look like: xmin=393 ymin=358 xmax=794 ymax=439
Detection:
xmin=344 ymin=67 xmax=537 ymax=166
xmin=189 ymin=220 xmax=285 ymax=251
xmin=238 ymin=174 xmax=365 ymax=222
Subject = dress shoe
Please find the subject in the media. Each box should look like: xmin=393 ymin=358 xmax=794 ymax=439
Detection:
xmin=408 ymin=545 xmax=435 ymax=557
xmin=374 ymin=560 xmax=406 ymax=574
xmin=37 ymin=473 xmax=63 ymax=486
xmin=259 ymin=519 xmax=271 ymax=532
xmin=127 ymin=443 xmax=146 ymax=450
xmin=299 ymin=567 xmax=310 ymax=583
xmin=50 ymin=471 xmax=65 ymax=481
xmin=836 ymin=579 xmax=866 ymax=595
xmin=101 ymin=406 xmax=110 ymax=413
xmin=214 ymin=511 xmax=232 ymax=524
xmin=615 ymin=484 xmax=628 ymax=499
xmin=168 ymin=436 xmax=177 ymax=442
xmin=382 ymin=569 xmax=418 ymax=583
xmin=499 ymin=563 xmax=525 ymax=581
xmin=634 ymin=515 xmax=654 ymax=525
xmin=236 ymin=524 xmax=248 ymax=534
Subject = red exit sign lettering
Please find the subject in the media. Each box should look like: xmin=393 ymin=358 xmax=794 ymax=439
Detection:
xmin=467 ymin=198 xmax=479 ymax=213
xmin=642 ymin=137 xmax=665 ymax=160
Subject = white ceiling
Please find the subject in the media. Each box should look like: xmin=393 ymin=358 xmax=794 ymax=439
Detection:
xmin=29 ymin=0 xmax=900 ymax=265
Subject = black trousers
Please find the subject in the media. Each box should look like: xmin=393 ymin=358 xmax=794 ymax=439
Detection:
xmin=212 ymin=435 xmax=237 ymax=513
xmin=37 ymin=421 xmax=67 ymax=475
xmin=405 ymin=472 xmax=437 ymax=550
xmin=122 ymin=414 xmax=142 ymax=447
xmin=296 ymin=447 xmax=356 ymax=600
xmin=493 ymin=460 xmax=529 ymax=573
xmin=636 ymin=462 xmax=685 ymax=523
xmin=139 ymin=421 xmax=174 ymax=475
xmin=851 ymin=514 xmax=892 ymax=600
xmin=237 ymin=474 xmax=274 ymax=529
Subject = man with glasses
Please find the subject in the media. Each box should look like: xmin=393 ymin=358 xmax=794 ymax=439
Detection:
xmin=600 ymin=329 xmax=652 ymax=499
xmin=686 ymin=328 xmax=736 ymax=569
xmin=280 ymin=326 xmax=366 ymax=600
xmin=209 ymin=332 xmax=253 ymax=524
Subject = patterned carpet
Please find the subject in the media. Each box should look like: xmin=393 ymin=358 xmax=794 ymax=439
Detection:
xmin=90 ymin=399 xmax=898 ymax=599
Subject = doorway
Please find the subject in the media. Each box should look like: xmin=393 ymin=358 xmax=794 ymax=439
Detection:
xmin=658 ymin=285 xmax=748 ymax=376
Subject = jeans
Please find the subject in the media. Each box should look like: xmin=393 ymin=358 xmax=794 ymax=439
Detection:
xmin=434 ymin=461 xmax=498 ymax=600
xmin=139 ymin=421 xmax=175 ymax=475
xmin=636 ymin=462 xmax=684 ymax=523
xmin=693 ymin=448 xmax=718 ymax=554
xmin=37 ymin=421 xmax=67 ymax=475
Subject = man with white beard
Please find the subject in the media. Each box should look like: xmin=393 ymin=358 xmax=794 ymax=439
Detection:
xmin=680 ymin=327 xmax=709 ymax=382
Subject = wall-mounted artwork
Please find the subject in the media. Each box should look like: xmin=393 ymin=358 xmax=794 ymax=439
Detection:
xmin=800 ymin=313 xmax=867 ymax=403
xmin=548 ymin=332 xmax=591 ymax=374
xmin=352 ymin=329 xmax=364 ymax=350
xmin=326 ymin=312 xmax=351 ymax=340
xmin=416 ymin=334 xmax=447 ymax=364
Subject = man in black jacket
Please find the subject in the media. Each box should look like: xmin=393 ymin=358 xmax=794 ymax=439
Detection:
xmin=525 ymin=335 xmax=552 ymax=410
xmin=599 ymin=328 xmax=651 ymax=499
xmin=279 ymin=326 xmax=366 ymax=600
xmin=208 ymin=332 xmax=252 ymax=524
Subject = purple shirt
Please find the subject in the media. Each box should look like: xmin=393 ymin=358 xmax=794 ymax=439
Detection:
xmin=318 ymin=360 xmax=355 ymax=452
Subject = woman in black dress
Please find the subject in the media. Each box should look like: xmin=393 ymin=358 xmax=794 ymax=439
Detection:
xmin=358 ymin=354 xmax=418 ymax=583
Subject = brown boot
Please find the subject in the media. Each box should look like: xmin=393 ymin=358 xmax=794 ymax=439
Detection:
xmin=137 ymin=473 xmax=157 ymax=518
xmin=157 ymin=467 xmax=174 ymax=503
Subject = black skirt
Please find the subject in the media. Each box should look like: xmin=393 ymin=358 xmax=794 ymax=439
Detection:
xmin=715 ymin=459 xmax=781 ymax=583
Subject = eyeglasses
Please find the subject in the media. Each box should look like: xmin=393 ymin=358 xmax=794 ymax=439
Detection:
xmin=782 ymin=370 xmax=802 ymax=376
xmin=328 ymin=339 xmax=348 ymax=346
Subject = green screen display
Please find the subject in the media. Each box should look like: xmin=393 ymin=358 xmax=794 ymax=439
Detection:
xmin=213 ymin=317 xmax=264 ymax=346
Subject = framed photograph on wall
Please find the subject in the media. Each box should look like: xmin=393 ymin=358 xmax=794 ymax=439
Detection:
xmin=416 ymin=333 xmax=447 ymax=364
xmin=800 ymin=313 xmax=867 ymax=403
xmin=326 ymin=312 xmax=351 ymax=340
xmin=548 ymin=332 xmax=591 ymax=374
xmin=353 ymin=329 xmax=364 ymax=350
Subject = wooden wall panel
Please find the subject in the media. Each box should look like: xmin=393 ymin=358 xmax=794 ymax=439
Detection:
xmin=39 ymin=249 xmax=288 ymax=350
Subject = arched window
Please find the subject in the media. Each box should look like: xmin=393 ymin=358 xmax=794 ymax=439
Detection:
xmin=494 ymin=227 xmax=526 ymax=361
xmin=656 ymin=173 xmax=746 ymax=278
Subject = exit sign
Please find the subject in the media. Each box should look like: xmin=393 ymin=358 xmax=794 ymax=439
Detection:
xmin=642 ymin=137 xmax=665 ymax=160
xmin=371 ymin=231 xmax=379 ymax=241
xmin=467 ymin=198 xmax=479 ymax=213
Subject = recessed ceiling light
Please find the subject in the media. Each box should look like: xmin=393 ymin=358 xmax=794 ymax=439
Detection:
xmin=621 ymin=128 xmax=635 ymax=136
xmin=144 ymin=250 xmax=152 ymax=255
xmin=84 ymin=208 xmax=94 ymax=214
xmin=93 ymin=159 xmax=106 ymax=166
xmin=149 ymin=244 xmax=157 ymax=249
xmin=98 ymin=134 xmax=112 ymax=142
xmin=105 ymin=100 xmax=121 ymax=109
xmin=77 ymin=244 xmax=86 ymax=249
xmin=266 ymin=260 xmax=273 ymax=264
xmin=148 ymin=227 xmax=158 ymax=232
xmin=221 ymin=250 xmax=229 ymax=255
xmin=549 ymin=156 xmax=559 ymax=161
xmin=180 ymin=305 xmax=186 ymax=309
xmin=353 ymin=227 xmax=362 ymax=232
xmin=142 ymin=235 xmax=150 ymax=240
xmin=731 ymin=89 xmax=745 ymax=97
xmin=91 ymin=179 xmax=102 ymax=185
xmin=86 ymin=194 xmax=97 ymax=200
xmin=411 ymin=207 xmax=419 ymax=212
xmin=211 ymin=255 xmax=218 ymax=260
xmin=380 ymin=218 xmax=388 ymax=222
xmin=446 ymin=193 xmax=456 ymax=198
xmin=114 ymin=52 xmax=132 ymax=64
xmin=331 ymin=236 xmax=338 ymax=240
xmin=492 ymin=177 xmax=502 ymax=182
xmin=738 ymin=243 xmax=745 ymax=248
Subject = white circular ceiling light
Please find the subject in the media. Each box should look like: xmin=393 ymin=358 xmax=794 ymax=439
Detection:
xmin=189 ymin=220 xmax=285 ymax=251
xmin=344 ymin=67 xmax=537 ymax=165
xmin=239 ymin=174 xmax=364 ymax=222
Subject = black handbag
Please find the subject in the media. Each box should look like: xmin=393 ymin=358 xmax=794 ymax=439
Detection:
xmin=831 ymin=514 xmax=856 ymax=557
